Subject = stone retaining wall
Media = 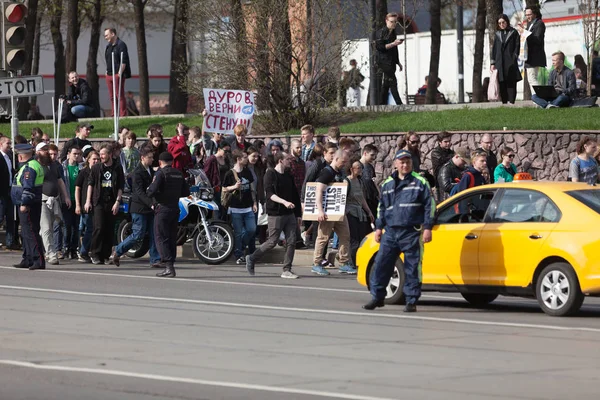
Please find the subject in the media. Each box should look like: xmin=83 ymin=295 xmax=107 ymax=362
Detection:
xmin=85 ymin=131 xmax=597 ymax=183
xmin=251 ymin=131 xmax=596 ymax=184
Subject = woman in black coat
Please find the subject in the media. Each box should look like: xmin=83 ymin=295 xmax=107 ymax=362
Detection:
xmin=491 ymin=14 xmax=521 ymax=104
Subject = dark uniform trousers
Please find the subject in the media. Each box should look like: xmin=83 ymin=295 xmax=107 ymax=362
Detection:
xmin=369 ymin=226 xmax=422 ymax=305
xmin=154 ymin=205 xmax=179 ymax=265
xmin=91 ymin=205 xmax=116 ymax=262
xmin=20 ymin=203 xmax=45 ymax=267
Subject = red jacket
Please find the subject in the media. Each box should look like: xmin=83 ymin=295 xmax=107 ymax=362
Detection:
xmin=168 ymin=135 xmax=193 ymax=176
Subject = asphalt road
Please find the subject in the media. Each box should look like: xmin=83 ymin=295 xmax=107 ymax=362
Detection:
xmin=1 ymin=250 xmax=600 ymax=400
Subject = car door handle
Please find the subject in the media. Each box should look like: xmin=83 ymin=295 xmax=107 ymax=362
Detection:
xmin=529 ymin=234 xmax=543 ymax=239
xmin=465 ymin=234 xmax=478 ymax=240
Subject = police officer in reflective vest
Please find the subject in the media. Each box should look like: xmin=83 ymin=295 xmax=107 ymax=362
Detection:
xmin=11 ymin=144 xmax=46 ymax=270
xmin=147 ymin=152 xmax=189 ymax=278
xmin=363 ymin=149 xmax=435 ymax=313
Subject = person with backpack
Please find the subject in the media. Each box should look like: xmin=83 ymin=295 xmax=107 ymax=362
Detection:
xmin=454 ymin=150 xmax=488 ymax=195
xmin=569 ymin=136 xmax=599 ymax=184
xmin=245 ymin=152 xmax=302 ymax=279
xmin=494 ymin=147 xmax=518 ymax=183
xmin=222 ymin=150 xmax=256 ymax=265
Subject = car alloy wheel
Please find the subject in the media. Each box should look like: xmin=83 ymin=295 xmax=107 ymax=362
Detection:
xmin=535 ymin=262 xmax=584 ymax=316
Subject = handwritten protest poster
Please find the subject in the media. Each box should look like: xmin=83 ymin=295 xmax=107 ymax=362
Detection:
xmin=203 ymin=88 xmax=256 ymax=134
xmin=302 ymin=183 xmax=348 ymax=222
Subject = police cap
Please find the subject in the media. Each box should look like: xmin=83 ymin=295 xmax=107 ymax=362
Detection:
xmin=14 ymin=143 xmax=34 ymax=154
xmin=159 ymin=152 xmax=173 ymax=162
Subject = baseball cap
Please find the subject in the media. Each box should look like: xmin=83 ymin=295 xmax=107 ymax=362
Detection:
xmin=35 ymin=142 xmax=49 ymax=152
xmin=78 ymin=122 xmax=94 ymax=130
xmin=394 ymin=149 xmax=411 ymax=160
xmin=82 ymin=144 xmax=94 ymax=158
xmin=454 ymin=147 xmax=471 ymax=165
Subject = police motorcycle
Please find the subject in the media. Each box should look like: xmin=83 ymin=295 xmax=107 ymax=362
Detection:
xmin=116 ymin=169 xmax=235 ymax=264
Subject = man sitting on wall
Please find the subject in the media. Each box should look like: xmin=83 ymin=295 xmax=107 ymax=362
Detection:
xmin=60 ymin=71 xmax=96 ymax=122
xmin=531 ymin=51 xmax=576 ymax=109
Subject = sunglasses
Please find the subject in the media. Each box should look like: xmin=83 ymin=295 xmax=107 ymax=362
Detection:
xmin=507 ymin=154 xmax=515 ymax=158
xmin=409 ymin=140 xmax=420 ymax=145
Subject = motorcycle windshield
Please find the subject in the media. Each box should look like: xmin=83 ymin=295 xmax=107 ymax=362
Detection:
xmin=188 ymin=168 xmax=211 ymax=187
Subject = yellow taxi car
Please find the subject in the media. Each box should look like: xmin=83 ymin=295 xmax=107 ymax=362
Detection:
xmin=356 ymin=179 xmax=600 ymax=316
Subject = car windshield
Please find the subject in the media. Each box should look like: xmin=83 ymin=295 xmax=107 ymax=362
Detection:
xmin=566 ymin=189 xmax=600 ymax=214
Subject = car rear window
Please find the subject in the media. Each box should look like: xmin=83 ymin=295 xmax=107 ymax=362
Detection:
xmin=567 ymin=190 xmax=600 ymax=214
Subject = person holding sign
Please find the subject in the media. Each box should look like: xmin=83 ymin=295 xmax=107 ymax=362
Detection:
xmin=311 ymin=150 xmax=356 ymax=276
xmin=245 ymin=152 xmax=302 ymax=278
xmin=363 ymin=150 xmax=435 ymax=313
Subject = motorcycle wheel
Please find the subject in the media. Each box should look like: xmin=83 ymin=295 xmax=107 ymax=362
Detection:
xmin=117 ymin=219 xmax=150 ymax=259
xmin=192 ymin=221 xmax=234 ymax=264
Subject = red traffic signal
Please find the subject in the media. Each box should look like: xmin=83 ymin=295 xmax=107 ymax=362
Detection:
xmin=2 ymin=1 xmax=27 ymax=70
xmin=5 ymin=3 xmax=25 ymax=23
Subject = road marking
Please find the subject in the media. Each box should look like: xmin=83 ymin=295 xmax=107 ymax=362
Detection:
xmin=0 ymin=360 xmax=395 ymax=400
xmin=0 ymin=284 xmax=599 ymax=332
xmin=0 ymin=265 xmax=462 ymax=300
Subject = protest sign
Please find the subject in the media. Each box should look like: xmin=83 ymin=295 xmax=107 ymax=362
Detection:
xmin=203 ymin=88 xmax=256 ymax=135
xmin=302 ymin=182 xmax=348 ymax=222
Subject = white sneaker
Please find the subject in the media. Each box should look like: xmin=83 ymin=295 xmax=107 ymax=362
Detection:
xmin=281 ymin=271 xmax=299 ymax=279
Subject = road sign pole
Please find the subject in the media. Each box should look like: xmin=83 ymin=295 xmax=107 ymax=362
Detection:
xmin=10 ymin=96 xmax=16 ymax=143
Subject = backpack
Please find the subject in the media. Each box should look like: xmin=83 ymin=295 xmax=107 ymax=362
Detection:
xmin=450 ymin=171 xmax=475 ymax=196
xmin=220 ymin=169 xmax=239 ymax=208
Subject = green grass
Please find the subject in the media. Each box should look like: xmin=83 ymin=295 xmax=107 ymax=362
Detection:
xmin=3 ymin=115 xmax=205 ymax=139
xmin=322 ymin=107 xmax=600 ymax=133
xmin=2 ymin=107 xmax=598 ymax=139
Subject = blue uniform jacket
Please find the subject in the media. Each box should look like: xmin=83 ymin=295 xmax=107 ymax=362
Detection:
xmin=11 ymin=159 xmax=43 ymax=206
xmin=375 ymin=171 xmax=435 ymax=231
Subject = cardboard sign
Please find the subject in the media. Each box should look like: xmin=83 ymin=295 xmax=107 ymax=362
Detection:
xmin=203 ymin=88 xmax=256 ymax=135
xmin=302 ymin=182 xmax=348 ymax=222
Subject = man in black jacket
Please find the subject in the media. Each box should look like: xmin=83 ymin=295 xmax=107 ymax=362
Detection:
xmin=246 ymin=152 xmax=302 ymax=279
xmin=85 ymin=144 xmax=125 ymax=264
xmin=375 ymin=12 xmax=403 ymax=105
xmin=147 ymin=152 xmax=189 ymax=278
xmin=111 ymin=148 xmax=160 ymax=267
xmin=0 ymin=136 xmax=17 ymax=249
xmin=520 ymin=6 xmax=546 ymax=89
xmin=104 ymin=27 xmax=131 ymax=117
xmin=475 ymin=134 xmax=497 ymax=183
xmin=437 ymin=148 xmax=469 ymax=199
xmin=430 ymin=131 xmax=454 ymax=186
xmin=60 ymin=123 xmax=93 ymax=162
xmin=65 ymin=72 xmax=95 ymax=120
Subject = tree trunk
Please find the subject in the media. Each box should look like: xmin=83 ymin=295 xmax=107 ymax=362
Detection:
xmin=375 ymin=0 xmax=388 ymax=30
xmin=133 ymin=0 xmax=151 ymax=115
xmin=30 ymin=4 xmax=44 ymax=108
xmin=65 ymin=0 xmax=80 ymax=74
xmin=471 ymin=0 xmax=486 ymax=102
xmin=168 ymin=0 xmax=189 ymax=114
xmin=373 ymin=0 xmax=387 ymax=104
xmin=17 ymin=0 xmax=38 ymax=119
xmin=50 ymin=0 xmax=66 ymax=105
xmin=253 ymin=1 xmax=270 ymax=110
xmin=426 ymin=0 xmax=441 ymax=104
xmin=485 ymin=0 xmax=502 ymax=49
xmin=231 ymin=0 xmax=248 ymax=88
xmin=85 ymin=0 xmax=103 ymax=117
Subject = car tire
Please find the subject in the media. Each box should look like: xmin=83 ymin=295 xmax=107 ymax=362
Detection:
xmin=461 ymin=293 xmax=498 ymax=307
xmin=368 ymin=258 xmax=406 ymax=305
xmin=535 ymin=262 xmax=584 ymax=317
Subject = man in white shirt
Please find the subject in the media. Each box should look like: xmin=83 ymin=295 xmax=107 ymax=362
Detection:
xmin=0 ymin=136 xmax=17 ymax=249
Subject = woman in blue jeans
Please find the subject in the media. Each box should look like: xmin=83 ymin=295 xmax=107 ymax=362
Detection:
xmin=222 ymin=149 xmax=257 ymax=264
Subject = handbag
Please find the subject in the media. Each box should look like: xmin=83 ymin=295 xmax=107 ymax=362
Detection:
xmin=220 ymin=169 xmax=239 ymax=208
xmin=488 ymin=69 xmax=500 ymax=101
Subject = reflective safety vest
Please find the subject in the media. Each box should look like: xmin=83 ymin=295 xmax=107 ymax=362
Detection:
xmin=14 ymin=159 xmax=44 ymax=187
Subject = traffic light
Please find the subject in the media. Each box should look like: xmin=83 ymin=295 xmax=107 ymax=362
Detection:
xmin=1 ymin=1 xmax=27 ymax=71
